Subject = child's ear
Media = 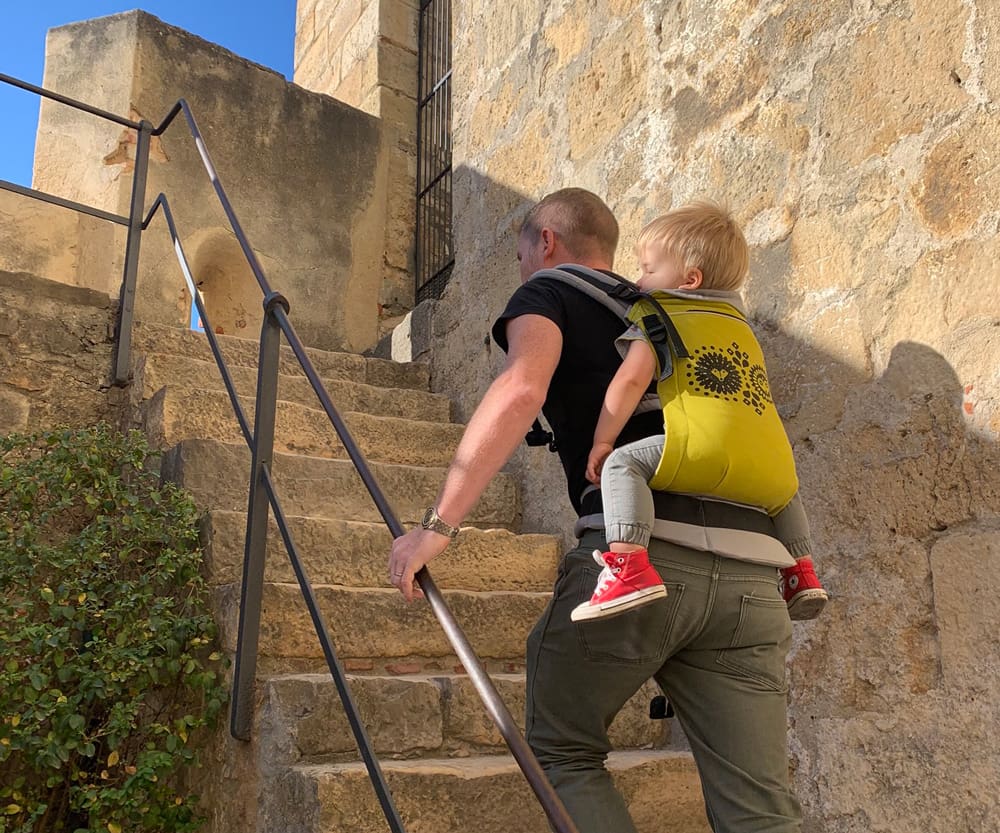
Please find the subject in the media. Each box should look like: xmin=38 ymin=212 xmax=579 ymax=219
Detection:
xmin=683 ymin=268 xmax=703 ymax=289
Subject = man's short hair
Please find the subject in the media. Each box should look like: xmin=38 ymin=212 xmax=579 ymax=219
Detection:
xmin=636 ymin=200 xmax=749 ymax=291
xmin=520 ymin=188 xmax=619 ymax=264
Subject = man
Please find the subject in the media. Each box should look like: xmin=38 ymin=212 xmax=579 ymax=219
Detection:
xmin=389 ymin=188 xmax=802 ymax=833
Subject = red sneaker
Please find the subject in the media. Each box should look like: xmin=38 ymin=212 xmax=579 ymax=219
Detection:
xmin=779 ymin=556 xmax=828 ymax=620
xmin=570 ymin=549 xmax=667 ymax=622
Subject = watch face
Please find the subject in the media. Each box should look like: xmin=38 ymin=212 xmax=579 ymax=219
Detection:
xmin=422 ymin=508 xmax=434 ymax=527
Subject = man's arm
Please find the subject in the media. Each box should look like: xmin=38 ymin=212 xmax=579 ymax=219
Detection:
xmin=388 ymin=314 xmax=563 ymax=600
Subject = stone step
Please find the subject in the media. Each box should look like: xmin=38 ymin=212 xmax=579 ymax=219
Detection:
xmin=135 ymin=352 xmax=451 ymax=423
xmin=214 ymin=582 xmax=549 ymax=663
xmin=145 ymin=386 xmax=464 ymax=466
xmin=131 ymin=321 xmax=429 ymax=391
xmin=161 ymin=439 xmax=519 ymax=528
xmin=263 ymin=751 xmax=709 ymax=833
xmin=260 ymin=673 xmax=667 ymax=765
xmin=202 ymin=511 xmax=560 ymax=591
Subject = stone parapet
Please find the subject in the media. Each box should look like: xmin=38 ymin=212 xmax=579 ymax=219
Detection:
xmin=29 ymin=11 xmax=392 ymax=353
xmin=0 ymin=269 xmax=118 ymax=434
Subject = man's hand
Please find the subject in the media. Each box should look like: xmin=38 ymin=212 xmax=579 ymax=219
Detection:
xmin=388 ymin=527 xmax=451 ymax=602
xmin=586 ymin=442 xmax=614 ymax=484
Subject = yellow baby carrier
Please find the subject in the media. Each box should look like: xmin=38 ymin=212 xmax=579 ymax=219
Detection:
xmin=628 ymin=290 xmax=797 ymax=514
xmin=526 ymin=266 xmax=798 ymax=515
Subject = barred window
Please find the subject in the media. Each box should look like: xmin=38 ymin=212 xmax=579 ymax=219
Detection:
xmin=415 ymin=0 xmax=453 ymax=302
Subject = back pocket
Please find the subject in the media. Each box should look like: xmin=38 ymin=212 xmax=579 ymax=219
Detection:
xmin=574 ymin=560 xmax=684 ymax=664
xmin=715 ymin=594 xmax=791 ymax=691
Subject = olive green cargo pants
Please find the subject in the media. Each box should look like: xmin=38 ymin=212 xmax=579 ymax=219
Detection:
xmin=525 ymin=530 xmax=802 ymax=833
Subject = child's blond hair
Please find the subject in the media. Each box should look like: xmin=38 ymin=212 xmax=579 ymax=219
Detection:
xmin=635 ymin=200 xmax=749 ymax=291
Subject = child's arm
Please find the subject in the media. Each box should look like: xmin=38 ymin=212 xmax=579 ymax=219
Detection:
xmin=586 ymin=340 xmax=657 ymax=483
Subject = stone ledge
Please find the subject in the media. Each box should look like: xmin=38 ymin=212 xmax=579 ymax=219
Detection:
xmin=260 ymin=673 xmax=666 ymax=763
xmin=0 ymin=269 xmax=112 ymax=309
xmin=263 ymin=750 xmax=709 ymax=833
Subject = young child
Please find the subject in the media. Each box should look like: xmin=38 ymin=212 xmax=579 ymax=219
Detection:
xmin=571 ymin=200 xmax=828 ymax=622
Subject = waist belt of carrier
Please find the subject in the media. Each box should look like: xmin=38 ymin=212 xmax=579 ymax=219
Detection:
xmin=580 ymin=489 xmax=779 ymax=540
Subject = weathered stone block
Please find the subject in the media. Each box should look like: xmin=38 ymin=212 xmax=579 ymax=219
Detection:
xmin=930 ymin=528 xmax=1000 ymax=692
xmin=201 ymin=511 xmax=559 ymax=590
xmin=913 ymin=111 xmax=1000 ymax=238
xmin=145 ymin=385 xmax=464 ymax=466
xmin=263 ymin=674 xmax=445 ymax=760
xmin=162 ymin=437 xmax=520 ymax=527
xmin=567 ymin=15 xmax=647 ymax=161
xmin=214 ymin=582 xmax=549 ymax=661
xmin=135 ymin=352 xmax=449 ymax=422
xmin=814 ymin=0 xmax=969 ymax=169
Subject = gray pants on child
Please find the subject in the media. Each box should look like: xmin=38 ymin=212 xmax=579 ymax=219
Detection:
xmin=601 ymin=434 xmax=665 ymax=547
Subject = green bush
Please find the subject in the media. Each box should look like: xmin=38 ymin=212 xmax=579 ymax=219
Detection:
xmin=0 ymin=426 xmax=227 ymax=833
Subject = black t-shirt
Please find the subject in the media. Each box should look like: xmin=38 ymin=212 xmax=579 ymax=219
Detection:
xmin=491 ymin=271 xmax=664 ymax=514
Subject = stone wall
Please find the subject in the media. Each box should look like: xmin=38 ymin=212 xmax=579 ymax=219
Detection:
xmin=294 ymin=0 xmax=420 ymax=331
xmin=416 ymin=1 xmax=1000 ymax=830
xmin=0 ymin=191 xmax=98 ymax=288
xmin=0 ymin=270 xmax=118 ymax=435
xmin=29 ymin=11 xmax=392 ymax=354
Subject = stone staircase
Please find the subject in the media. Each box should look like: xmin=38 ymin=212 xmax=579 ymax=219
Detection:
xmin=127 ymin=321 xmax=709 ymax=833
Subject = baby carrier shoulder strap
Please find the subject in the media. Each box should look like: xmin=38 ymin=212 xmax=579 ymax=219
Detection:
xmin=523 ymin=266 xmax=689 ymax=450
xmin=533 ymin=266 xmax=690 ymax=364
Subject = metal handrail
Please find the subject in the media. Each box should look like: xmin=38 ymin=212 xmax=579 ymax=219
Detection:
xmin=141 ymin=195 xmax=252 ymax=445
xmin=0 ymin=73 xmax=151 ymax=387
xmin=0 ymin=71 xmax=142 ymax=128
xmin=1 ymin=71 xmax=581 ymax=833
xmin=140 ymin=192 xmax=406 ymax=832
xmin=0 ymin=177 xmax=130 ymax=226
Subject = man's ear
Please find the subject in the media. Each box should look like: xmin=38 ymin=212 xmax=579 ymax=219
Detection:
xmin=539 ymin=227 xmax=558 ymax=260
xmin=682 ymin=267 xmax=703 ymax=289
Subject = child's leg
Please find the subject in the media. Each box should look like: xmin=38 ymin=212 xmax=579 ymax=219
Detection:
xmin=599 ymin=435 xmax=665 ymax=551
xmin=570 ymin=436 xmax=667 ymax=623
xmin=773 ymin=494 xmax=828 ymax=620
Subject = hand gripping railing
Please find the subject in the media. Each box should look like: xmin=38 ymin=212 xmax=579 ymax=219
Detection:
xmin=138 ymin=102 xmax=581 ymax=833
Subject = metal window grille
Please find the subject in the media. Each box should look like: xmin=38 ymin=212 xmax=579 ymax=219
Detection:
xmin=416 ymin=0 xmax=453 ymax=302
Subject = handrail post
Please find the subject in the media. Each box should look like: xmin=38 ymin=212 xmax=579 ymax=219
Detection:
xmin=112 ymin=119 xmax=153 ymax=386
xmin=230 ymin=290 xmax=288 ymax=741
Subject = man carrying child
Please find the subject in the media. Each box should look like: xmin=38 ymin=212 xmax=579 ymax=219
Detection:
xmin=389 ymin=188 xmax=807 ymax=833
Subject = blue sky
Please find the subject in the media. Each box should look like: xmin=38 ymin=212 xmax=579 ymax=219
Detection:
xmin=0 ymin=2 xmax=296 ymax=185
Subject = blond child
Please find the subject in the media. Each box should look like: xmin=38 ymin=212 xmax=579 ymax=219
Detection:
xmin=571 ymin=201 xmax=827 ymax=622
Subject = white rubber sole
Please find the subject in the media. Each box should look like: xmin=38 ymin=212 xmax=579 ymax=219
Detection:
xmin=787 ymin=588 xmax=829 ymax=621
xmin=570 ymin=585 xmax=668 ymax=622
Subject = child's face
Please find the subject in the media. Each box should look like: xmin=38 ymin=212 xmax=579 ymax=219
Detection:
xmin=637 ymin=246 xmax=689 ymax=291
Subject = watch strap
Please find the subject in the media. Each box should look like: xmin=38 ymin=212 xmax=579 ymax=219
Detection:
xmin=422 ymin=506 xmax=460 ymax=538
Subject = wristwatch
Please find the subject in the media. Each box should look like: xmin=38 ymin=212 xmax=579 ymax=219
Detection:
xmin=421 ymin=506 xmax=460 ymax=538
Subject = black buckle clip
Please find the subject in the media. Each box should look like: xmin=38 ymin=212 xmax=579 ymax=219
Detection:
xmin=649 ymin=695 xmax=674 ymax=720
xmin=525 ymin=423 xmax=558 ymax=452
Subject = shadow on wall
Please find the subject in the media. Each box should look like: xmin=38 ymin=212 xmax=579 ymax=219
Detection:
xmin=433 ymin=169 xmax=1000 ymax=832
